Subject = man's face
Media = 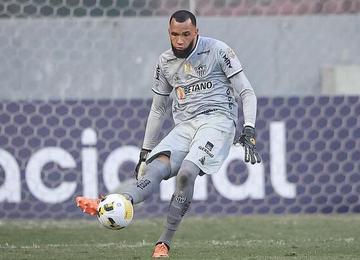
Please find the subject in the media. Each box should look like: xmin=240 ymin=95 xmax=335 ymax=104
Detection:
xmin=168 ymin=18 xmax=198 ymax=58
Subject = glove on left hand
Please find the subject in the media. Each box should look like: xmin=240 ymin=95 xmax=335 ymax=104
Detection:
xmin=237 ymin=126 xmax=261 ymax=164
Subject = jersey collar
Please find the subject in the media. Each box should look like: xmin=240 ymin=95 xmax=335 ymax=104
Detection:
xmin=185 ymin=35 xmax=201 ymax=61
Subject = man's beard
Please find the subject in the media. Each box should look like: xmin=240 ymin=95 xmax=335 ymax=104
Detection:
xmin=171 ymin=38 xmax=197 ymax=59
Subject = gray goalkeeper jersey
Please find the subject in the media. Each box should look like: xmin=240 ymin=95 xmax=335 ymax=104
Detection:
xmin=152 ymin=36 xmax=243 ymax=125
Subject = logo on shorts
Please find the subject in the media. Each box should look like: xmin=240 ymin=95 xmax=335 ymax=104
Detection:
xmin=198 ymin=141 xmax=214 ymax=158
xmin=205 ymin=141 xmax=214 ymax=151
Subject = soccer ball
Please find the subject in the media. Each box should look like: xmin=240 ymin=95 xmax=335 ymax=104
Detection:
xmin=97 ymin=194 xmax=134 ymax=230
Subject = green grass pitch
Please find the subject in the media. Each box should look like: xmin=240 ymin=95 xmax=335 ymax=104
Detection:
xmin=1 ymin=215 xmax=359 ymax=259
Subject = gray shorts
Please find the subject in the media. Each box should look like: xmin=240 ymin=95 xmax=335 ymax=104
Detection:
xmin=147 ymin=113 xmax=236 ymax=177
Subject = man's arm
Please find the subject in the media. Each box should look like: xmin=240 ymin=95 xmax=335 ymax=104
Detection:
xmin=230 ymin=71 xmax=257 ymax=127
xmin=134 ymin=93 xmax=171 ymax=179
xmin=143 ymin=93 xmax=171 ymax=150
xmin=230 ymin=71 xmax=261 ymax=164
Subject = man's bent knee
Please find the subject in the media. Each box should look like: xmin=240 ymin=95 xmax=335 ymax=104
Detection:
xmin=156 ymin=154 xmax=170 ymax=164
xmin=176 ymin=160 xmax=200 ymax=190
xmin=177 ymin=171 xmax=191 ymax=190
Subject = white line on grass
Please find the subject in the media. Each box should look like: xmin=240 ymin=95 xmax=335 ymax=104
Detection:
xmin=0 ymin=240 xmax=153 ymax=249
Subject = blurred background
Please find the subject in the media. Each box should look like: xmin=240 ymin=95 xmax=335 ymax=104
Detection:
xmin=0 ymin=0 xmax=359 ymax=219
xmin=1 ymin=0 xmax=360 ymax=99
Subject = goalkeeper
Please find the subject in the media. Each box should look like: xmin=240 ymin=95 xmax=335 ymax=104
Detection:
xmin=76 ymin=9 xmax=261 ymax=258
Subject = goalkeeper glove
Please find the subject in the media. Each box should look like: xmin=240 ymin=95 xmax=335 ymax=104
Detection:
xmin=237 ymin=126 xmax=261 ymax=164
xmin=134 ymin=148 xmax=151 ymax=180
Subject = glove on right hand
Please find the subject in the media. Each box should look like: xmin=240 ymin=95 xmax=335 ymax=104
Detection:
xmin=134 ymin=148 xmax=151 ymax=180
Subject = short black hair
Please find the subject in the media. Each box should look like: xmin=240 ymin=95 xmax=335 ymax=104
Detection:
xmin=169 ymin=10 xmax=196 ymax=26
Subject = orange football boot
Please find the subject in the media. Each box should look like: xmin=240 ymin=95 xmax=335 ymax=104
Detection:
xmin=75 ymin=196 xmax=101 ymax=216
xmin=152 ymin=243 xmax=169 ymax=258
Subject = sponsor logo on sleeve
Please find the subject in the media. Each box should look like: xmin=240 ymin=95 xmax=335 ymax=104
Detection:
xmin=219 ymin=49 xmax=233 ymax=69
xmin=155 ymin=65 xmax=160 ymax=80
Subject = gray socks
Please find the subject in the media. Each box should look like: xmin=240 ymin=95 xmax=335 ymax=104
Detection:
xmin=121 ymin=158 xmax=200 ymax=248
xmin=122 ymin=158 xmax=171 ymax=204
xmin=157 ymin=160 xmax=200 ymax=247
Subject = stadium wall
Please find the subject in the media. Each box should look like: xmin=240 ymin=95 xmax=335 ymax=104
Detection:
xmin=0 ymin=96 xmax=359 ymax=219
xmin=1 ymin=15 xmax=360 ymax=100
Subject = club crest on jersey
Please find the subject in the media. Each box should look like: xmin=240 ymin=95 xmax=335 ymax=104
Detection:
xmin=195 ymin=64 xmax=207 ymax=78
